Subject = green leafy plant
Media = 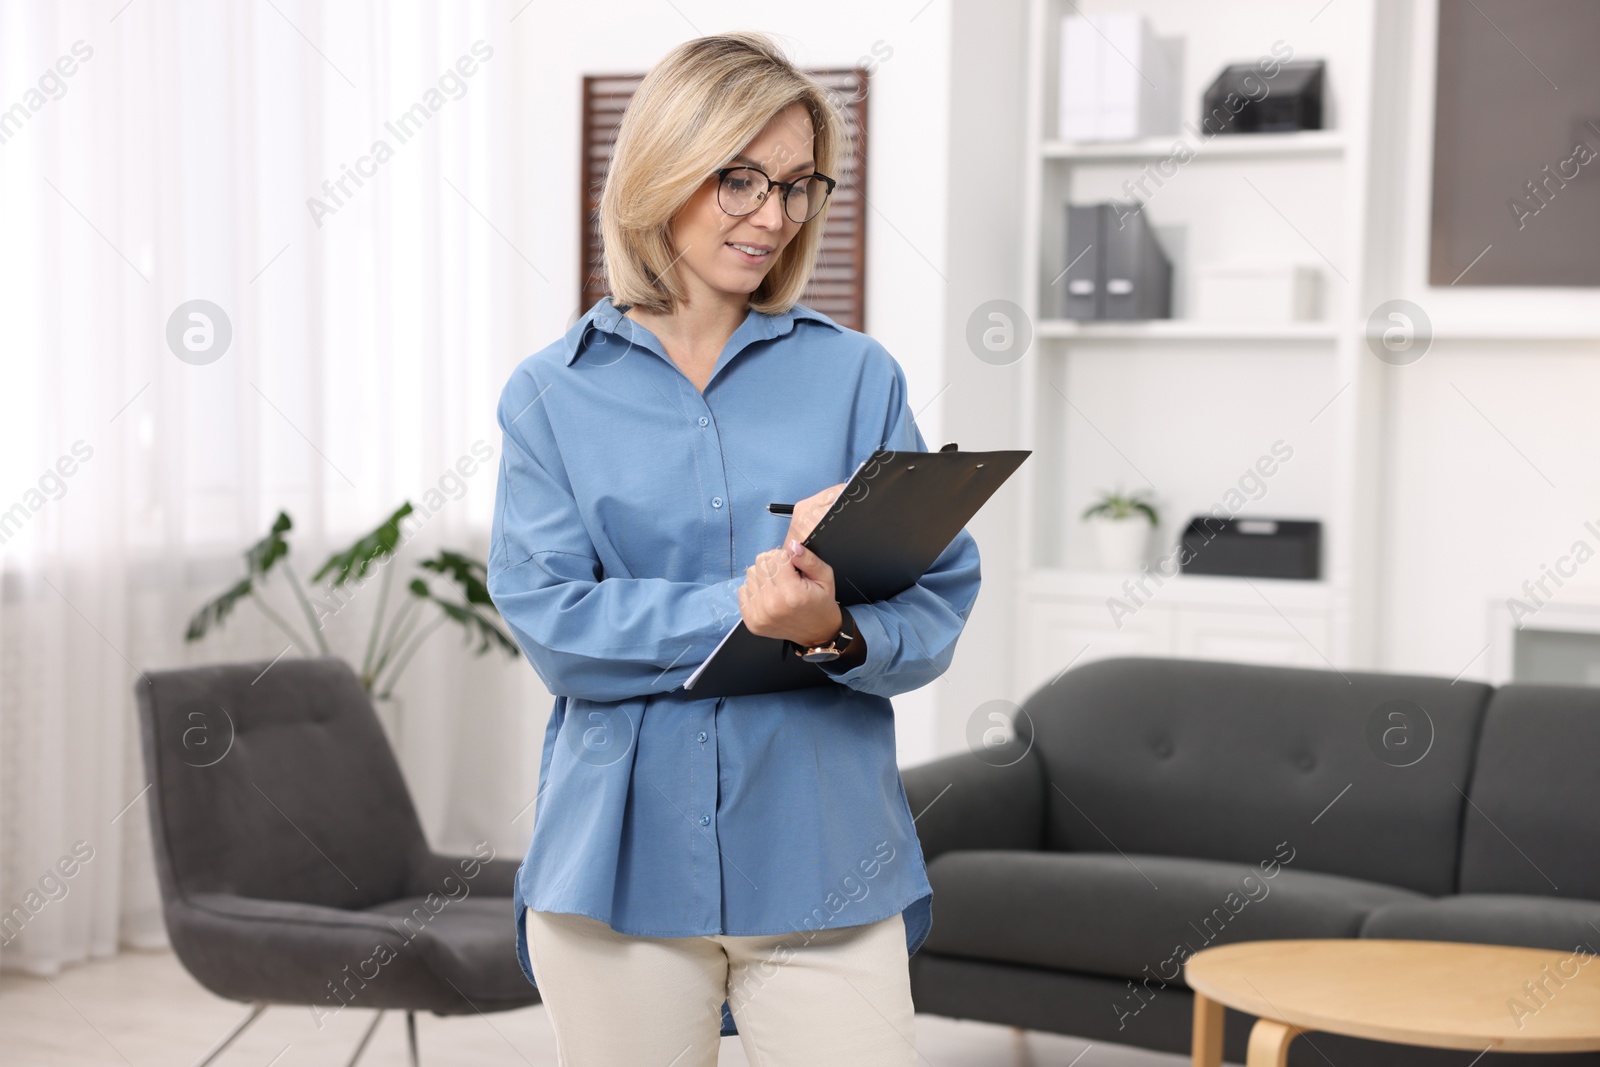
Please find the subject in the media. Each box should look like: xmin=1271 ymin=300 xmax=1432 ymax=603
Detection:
xmin=1081 ymin=486 xmax=1159 ymax=526
xmin=185 ymin=503 xmax=517 ymax=697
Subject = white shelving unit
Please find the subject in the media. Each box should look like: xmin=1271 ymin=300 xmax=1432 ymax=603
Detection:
xmin=1014 ymin=0 xmax=1386 ymax=693
xmin=1036 ymin=319 xmax=1339 ymax=341
xmin=1042 ymin=129 xmax=1345 ymax=161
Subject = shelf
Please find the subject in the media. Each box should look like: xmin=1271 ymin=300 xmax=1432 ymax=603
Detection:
xmin=1023 ymin=567 xmax=1336 ymax=612
xmin=1037 ymin=319 xmax=1338 ymax=342
xmin=1042 ymin=130 xmax=1345 ymax=163
xmin=1429 ymin=326 xmax=1600 ymax=342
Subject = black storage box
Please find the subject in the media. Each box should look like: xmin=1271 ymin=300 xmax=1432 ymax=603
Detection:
xmin=1178 ymin=517 xmax=1321 ymax=580
xmin=1202 ymin=59 xmax=1325 ymax=134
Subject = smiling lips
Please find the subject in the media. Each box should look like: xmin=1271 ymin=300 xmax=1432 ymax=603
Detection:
xmin=727 ymin=241 xmax=773 ymax=264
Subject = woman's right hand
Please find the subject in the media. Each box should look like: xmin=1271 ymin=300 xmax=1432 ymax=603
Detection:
xmin=782 ymin=481 xmax=847 ymax=548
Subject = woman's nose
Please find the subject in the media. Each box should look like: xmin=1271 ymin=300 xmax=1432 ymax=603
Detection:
xmin=748 ymin=188 xmax=787 ymax=228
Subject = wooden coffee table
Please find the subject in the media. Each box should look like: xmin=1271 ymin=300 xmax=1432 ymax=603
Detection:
xmin=1185 ymin=939 xmax=1600 ymax=1066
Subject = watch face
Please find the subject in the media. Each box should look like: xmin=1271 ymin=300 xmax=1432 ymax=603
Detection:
xmin=800 ymin=649 xmax=842 ymax=663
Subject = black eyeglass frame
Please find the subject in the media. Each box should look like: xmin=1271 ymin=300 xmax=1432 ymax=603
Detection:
xmin=713 ymin=166 xmax=838 ymax=224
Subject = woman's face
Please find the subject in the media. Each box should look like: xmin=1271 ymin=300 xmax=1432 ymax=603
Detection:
xmin=668 ymin=102 xmax=815 ymax=305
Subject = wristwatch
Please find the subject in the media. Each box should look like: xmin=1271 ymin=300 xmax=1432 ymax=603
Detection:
xmin=795 ymin=609 xmax=855 ymax=663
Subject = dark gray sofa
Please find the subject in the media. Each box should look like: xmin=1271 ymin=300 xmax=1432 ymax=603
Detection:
xmin=902 ymin=656 xmax=1600 ymax=1066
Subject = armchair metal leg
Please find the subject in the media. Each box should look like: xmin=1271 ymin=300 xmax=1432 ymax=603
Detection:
xmin=406 ymin=1011 xmax=420 ymax=1067
xmin=192 ymin=1002 xmax=268 ymax=1067
xmin=343 ymin=1010 xmax=386 ymax=1067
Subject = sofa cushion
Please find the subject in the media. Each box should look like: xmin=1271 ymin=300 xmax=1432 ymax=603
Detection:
xmin=923 ymin=850 xmax=1424 ymax=984
xmin=1360 ymin=894 xmax=1600 ymax=954
xmin=1028 ymin=658 xmax=1491 ymax=896
xmin=1460 ymin=684 xmax=1600 ymax=901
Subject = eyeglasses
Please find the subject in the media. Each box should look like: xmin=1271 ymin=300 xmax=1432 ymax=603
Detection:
xmin=714 ymin=166 xmax=837 ymax=225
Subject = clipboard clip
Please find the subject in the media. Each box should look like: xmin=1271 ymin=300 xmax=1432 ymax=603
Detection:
xmin=938 ymin=441 xmax=959 ymax=452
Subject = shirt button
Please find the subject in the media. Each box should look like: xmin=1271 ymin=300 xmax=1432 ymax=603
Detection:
xmin=712 ymin=497 xmax=723 ymax=508
xmin=697 ymin=731 xmax=707 ymax=743
xmin=699 ymin=814 xmax=710 ymax=826
xmin=698 ymin=416 xmax=709 ymax=427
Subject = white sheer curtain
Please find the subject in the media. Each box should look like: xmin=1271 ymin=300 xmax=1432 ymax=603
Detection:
xmin=0 ymin=0 xmax=545 ymax=975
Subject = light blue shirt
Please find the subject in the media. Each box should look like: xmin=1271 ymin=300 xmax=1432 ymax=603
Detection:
xmin=488 ymin=296 xmax=982 ymax=1036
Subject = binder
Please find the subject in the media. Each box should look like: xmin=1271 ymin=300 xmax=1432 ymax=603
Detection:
xmin=1102 ymin=199 xmax=1172 ymax=320
xmin=1057 ymin=14 xmax=1102 ymax=141
xmin=1062 ymin=203 xmax=1101 ymax=319
xmin=1062 ymin=201 xmax=1172 ymax=320
xmin=1097 ymin=13 xmax=1174 ymax=141
xmin=1057 ymin=12 xmax=1176 ymax=142
xmin=682 ymin=445 xmax=1031 ymax=698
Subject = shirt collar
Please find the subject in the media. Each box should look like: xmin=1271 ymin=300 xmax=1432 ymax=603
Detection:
xmin=561 ymin=296 xmax=840 ymax=366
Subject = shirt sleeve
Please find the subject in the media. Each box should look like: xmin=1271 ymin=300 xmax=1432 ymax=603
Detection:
xmin=487 ymin=366 xmax=742 ymax=703
xmin=818 ymin=348 xmax=983 ymax=699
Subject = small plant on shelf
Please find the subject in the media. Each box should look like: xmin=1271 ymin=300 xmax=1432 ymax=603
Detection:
xmin=184 ymin=503 xmax=518 ymax=698
xmin=1081 ymin=486 xmax=1159 ymax=526
xmin=1081 ymin=486 xmax=1160 ymax=572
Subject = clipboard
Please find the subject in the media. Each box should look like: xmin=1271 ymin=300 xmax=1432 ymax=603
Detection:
xmin=683 ymin=444 xmax=1030 ymax=697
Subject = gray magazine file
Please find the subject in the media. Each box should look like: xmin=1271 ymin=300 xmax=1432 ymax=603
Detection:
xmin=683 ymin=446 xmax=1030 ymax=698
xmin=1061 ymin=201 xmax=1173 ymax=320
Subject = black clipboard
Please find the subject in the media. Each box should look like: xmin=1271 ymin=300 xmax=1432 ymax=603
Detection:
xmin=682 ymin=445 xmax=1030 ymax=697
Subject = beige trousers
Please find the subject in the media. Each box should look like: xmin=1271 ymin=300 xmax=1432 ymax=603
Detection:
xmin=523 ymin=905 xmax=918 ymax=1066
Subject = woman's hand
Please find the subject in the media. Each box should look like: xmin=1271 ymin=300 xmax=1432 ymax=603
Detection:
xmin=739 ymin=540 xmax=841 ymax=648
xmin=738 ymin=480 xmax=850 ymax=645
xmin=783 ymin=481 xmax=848 ymax=546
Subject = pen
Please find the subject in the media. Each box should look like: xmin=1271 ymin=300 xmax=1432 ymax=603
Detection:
xmin=765 ymin=449 xmax=957 ymax=516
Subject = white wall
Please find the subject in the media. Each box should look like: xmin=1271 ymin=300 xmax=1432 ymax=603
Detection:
xmin=937 ymin=0 xmax=1030 ymax=754
xmin=1373 ymin=0 xmax=1600 ymax=683
xmin=1383 ymin=345 xmax=1600 ymax=680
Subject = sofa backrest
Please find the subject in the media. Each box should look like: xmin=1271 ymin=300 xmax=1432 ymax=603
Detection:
xmin=1459 ymin=682 xmax=1600 ymax=900
xmin=1025 ymin=656 xmax=1492 ymax=895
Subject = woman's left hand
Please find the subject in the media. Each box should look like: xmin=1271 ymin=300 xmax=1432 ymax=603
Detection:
xmin=739 ymin=540 xmax=841 ymax=647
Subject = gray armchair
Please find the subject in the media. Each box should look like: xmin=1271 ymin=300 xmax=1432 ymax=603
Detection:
xmin=134 ymin=656 xmax=538 ymax=1066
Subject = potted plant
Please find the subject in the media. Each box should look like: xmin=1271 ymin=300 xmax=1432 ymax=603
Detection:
xmin=185 ymin=504 xmax=518 ymax=734
xmin=1081 ymin=487 xmax=1159 ymax=572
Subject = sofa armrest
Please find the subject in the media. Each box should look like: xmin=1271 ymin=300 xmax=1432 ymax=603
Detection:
xmin=900 ymin=741 xmax=1045 ymax=865
xmin=405 ymin=849 xmax=518 ymax=898
xmin=464 ymin=857 xmax=518 ymax=896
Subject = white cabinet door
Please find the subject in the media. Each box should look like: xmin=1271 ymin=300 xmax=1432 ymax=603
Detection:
xmin=1021 ymin=599 xmax=1176 ymax=695
xmin=1173 ymin=606 xmax=1333 ymax=669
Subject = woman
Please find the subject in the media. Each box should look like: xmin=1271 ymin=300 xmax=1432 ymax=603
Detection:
xmin=487 ymin=31 xmax=982 ymax=1066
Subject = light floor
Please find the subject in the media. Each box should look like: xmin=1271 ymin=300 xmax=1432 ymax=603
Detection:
xmin=0 ymin=946 xmax=1207 ymax=1066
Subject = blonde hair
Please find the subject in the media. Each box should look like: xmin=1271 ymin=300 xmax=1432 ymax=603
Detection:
xmin=599 ymin=32 xmax=850 ymax=316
